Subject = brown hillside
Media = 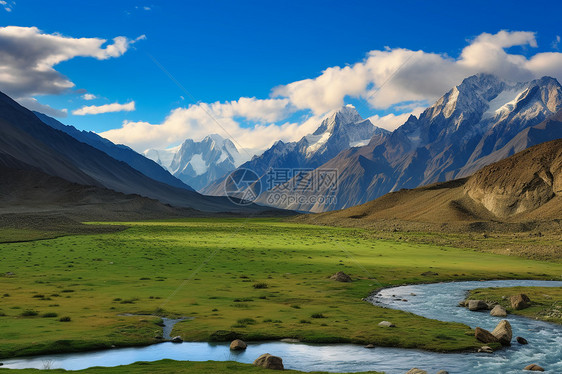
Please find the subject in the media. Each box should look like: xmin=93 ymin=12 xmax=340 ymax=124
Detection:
xmin=298 ymin=139 xmax=562 ymax=230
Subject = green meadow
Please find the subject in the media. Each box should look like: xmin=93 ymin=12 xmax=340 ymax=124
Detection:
xmin=0 ymin=218 xmax=560 ymax=363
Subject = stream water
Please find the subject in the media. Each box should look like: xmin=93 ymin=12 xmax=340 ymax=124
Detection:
xmin=2 ymin=280 xmax=561 ymax=373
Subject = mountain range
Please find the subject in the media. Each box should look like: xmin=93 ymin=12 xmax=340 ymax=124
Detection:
xmin=0 ymin=90 xmax=280 ymax=216
xmin=203 ymin=105 xmax=388 ymax=196
xmin=256 ymin=74 xmax=562 ymax=212
xmin=298 ymin=137 xmax=562 ymax=229
xmin=144 ymin=134 xmax=247 ymax=191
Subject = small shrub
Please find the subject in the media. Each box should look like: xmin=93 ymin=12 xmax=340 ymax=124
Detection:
xmin=32 ymin=294 xmax=45 ymax=298
xmin=291 ymin=305 xmax=301 ymax=309
xmin=253 ymin=283 xmax=268 ymax=289
xmin=299 ymin=319 xmax=311 ymax=324
xmin=2 ymin=293 xmax=10 ymax=297
xmin=61 ymin=289 xmax=75 ymax=293
xmin=59 ymin=316 xmax=71 ymax=322
xmin=311 ymin=313 xmax=326 ymax=319
xmin=236 ymin=318 xmax=257 ymax=326
xmin=42 ymin=312 xmax=58 ymax=318
xmin=21 ymin=310 xmax=39 ymax=317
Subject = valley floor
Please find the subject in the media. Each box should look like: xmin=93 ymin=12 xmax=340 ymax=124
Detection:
xmin=0 ymin=218 xmax=560 ymax=372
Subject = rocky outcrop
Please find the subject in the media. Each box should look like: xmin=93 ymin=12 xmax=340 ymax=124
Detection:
xmin=171 ymin=336 xmax=183 ymax=343
xmin=230 ymin=339 xmax=247 ymax=350
xmin=511 ymin=294 xmax=531 ymax=310
xmin=253 ymin=353 xmax=284 ymax=370
xmin=475 ymin=327 xmax=499 ymax=343
xmin=491 ymin=320 xmax=512 ymax=346
xmin=490 ymin=305 xmax=507 ymax=317
xmin=330 ymin=271 xmax=352 ymax=282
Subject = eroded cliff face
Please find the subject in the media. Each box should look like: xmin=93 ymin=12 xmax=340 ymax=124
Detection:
xmin=464 ymin=139 xmax=562 ymax=218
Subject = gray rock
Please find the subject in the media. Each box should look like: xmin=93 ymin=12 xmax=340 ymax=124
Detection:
xmin=253 ymin=353 xmax=284 ymax=370
xmin=378 ymin=321 xmax=396 ymax=327
xmin=475 ymin=327 xmax=499 ymax=343
xmin=171 ymin=336 xmax=183 ymax=343
xmin=230 ymin=339 xmax=247 ymax=350
xmin=490 ymin=305 xmax=507 ymax=317
xmin=468 ymin=300 xmax=488 ymax=311
xmin=478 ymin=345 xmax=494 ymax=353
xmin=511 ymin=294 xmax=531 ymax=310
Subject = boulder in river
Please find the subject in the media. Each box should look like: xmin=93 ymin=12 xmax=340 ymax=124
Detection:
xmin=475 ymin=327 xmax=499 ymax=343
xmin=171 ymin=336 xmax=183 ymax=343
xmin=468 ymin=300 xmax=488 ymax=311
xmin=478 ymin=345 xmax=494 ymax=353
xmin=253 ymin=353 xmax=284 ymax=370
xmin=511 ymin=294 xmax=531 ymax=310
xmin=405 ymin=369 xmax=427 ymax=374
xmin=517 ymin=336 xmax=528 ymax=345
xmin=523 ymin=363 xmax=545 ymax=371
xmin=490 ymin=305 xmax=507 ymax=317
xmin=330 ymin=271 xmax=352 ymax=282
xmin=230 ymin=339 xmax=247 ymax=350
xmin=378 ymin=321 xmax=396 ymax=327
xmin=491 ymin=319 xmax=512 ymax=346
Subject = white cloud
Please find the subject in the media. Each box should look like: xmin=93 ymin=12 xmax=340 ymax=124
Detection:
xmin=368 ymin=107 xmax=426 ymax=131
xmin=0 ymin=26 xmax=144 ymax=98
xmin=82 ymin=93 xmax=97 ymax=100
xmin=100 ymin=98 xmax=314 ymax=154
xmin=0 ymin=0 xmax=14 ymax=12
xmin=73 ymin=101 xmax=135 ymax=115
xmin=553 ymin=35 xmax=561 ymax=50
xmin=274 ymin=30 xmax=562 ymax=113
xmin=16 ymin=97 xmax=67 ymax=118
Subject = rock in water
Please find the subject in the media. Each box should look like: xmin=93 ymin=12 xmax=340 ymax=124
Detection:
xmin=330 ymin=271 xmax=352 ymax=282
xmin=517 ymin=336 xmax=529 ymax=345
xmin=523 ymin=364 xmax=545 ymax=371
xmin=253 ymin=353 xmax=284 ymax=370
xmin=378 ymin=321 xmax=396 ymax=327
xmin=478 ymin=345 xmax=494 ymax=353
xmin=491 ymin=320 xmax=512 ymax=346
xmin=511 ymin=294 xmax=531 ymax=310
xmin=475 ymin=327 xmax=499 ymax=343
xmin=405 ymin=369 xmax=428 ymax=374
xmin=230 ymin=339 xmax=247 ymax=350
xmin=468 ymin=300 xmax=488 ymax=311
xmin=490 ymin=305 xmax=507 ymax=317
xmin=171 ymin=336 xmax=183 ymax=343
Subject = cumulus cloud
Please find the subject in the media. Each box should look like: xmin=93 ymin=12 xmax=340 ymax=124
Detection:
xmin=368 ymin=106 xmax=426 ymax=131
xmin=274 ymin=30 xmax=562 ymax=112
xmin=0 ymin=26 xmax=144 ymax=98
xmin=100 ymin=98 xmax=314 ymax=153
xmin=73 ymin=101 xmax=135 ymax=115
xmin=16 ymin=97 xmax=68 ymax=118
xmin=82 ymin=93 xmax=97 ymax=100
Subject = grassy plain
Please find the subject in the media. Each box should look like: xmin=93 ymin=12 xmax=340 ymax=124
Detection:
xmin=0 ymin=218 xmax=560 ymax=361
xmin=0 ymin=359 xmax=382 ymax=374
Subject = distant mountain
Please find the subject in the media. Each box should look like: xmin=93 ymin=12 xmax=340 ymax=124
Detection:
xmin=257 ymin=74 xmax=562 ymax=212
xmin=297 ymin=138 xmax=562 ymax=227
xmin=144 ymin=134 xmax=246 ymax=191
xmin=203 ymin=105 xmax=387 ymax=195
xmin=33 ymin=112 xmax=192 ymax=191
xmin=0 ymin=90 xmax=281 ymax=214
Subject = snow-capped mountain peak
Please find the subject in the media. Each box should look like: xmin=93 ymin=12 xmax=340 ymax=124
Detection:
xmin=144 ymin=134 xmax=247 ymax=191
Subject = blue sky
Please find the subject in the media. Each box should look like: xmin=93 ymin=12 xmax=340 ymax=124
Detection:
xmin=1 ymin=0 xmax=562 ymax=153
